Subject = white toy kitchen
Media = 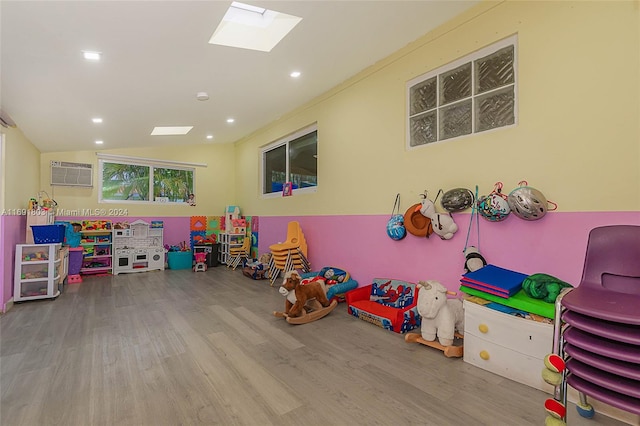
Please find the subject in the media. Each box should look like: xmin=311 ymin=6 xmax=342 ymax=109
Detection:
xmin=113 ymin=220 xmax=165 ymax=275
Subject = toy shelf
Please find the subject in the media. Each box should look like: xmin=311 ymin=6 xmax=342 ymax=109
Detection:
xmin=80 ymin=221 xmax=113 ymax=275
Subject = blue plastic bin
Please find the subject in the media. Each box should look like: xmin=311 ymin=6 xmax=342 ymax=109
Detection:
xmin=168 ymin=251 xmax=192 ymax=270
xmin=31 ymin=224 xmax=66 ymax=244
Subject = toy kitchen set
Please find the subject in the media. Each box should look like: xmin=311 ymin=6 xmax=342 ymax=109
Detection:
xmin=113 ymin=220 xmax=165 ymax=275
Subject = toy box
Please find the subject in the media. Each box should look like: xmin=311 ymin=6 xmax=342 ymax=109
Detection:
xmin=168 ymin=251 xmax=192 ymax=270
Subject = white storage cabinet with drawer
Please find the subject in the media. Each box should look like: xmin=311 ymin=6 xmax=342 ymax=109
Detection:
xmin=14 ymin=243 xmax=62 ymax=301
xmin=463 ymin=300 xmax=554 ymax=393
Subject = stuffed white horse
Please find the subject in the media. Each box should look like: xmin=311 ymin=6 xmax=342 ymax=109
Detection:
xmin=417 ymin=280 xmax=464 ymax=346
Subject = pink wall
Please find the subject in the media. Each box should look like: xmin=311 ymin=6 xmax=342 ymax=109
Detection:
xmin=1 ymin=216 xmax=192 ymax=312
xmin=1 ymin=215 xmax=27 ymax=311
xmin=4 ymin=212 xmax=636 ymax=311
xmin=259 ymin=212 xmax=640 ymax=291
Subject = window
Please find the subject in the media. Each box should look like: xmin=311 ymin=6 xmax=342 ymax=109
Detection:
xmin=99 ymin=157 xmax=195 ymax=204
xmin=407 ymin=35 xmax=517 ymax=148
xmin=261 ymin=124 xmax=317 ymax=196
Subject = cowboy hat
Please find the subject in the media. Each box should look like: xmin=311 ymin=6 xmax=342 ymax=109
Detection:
xmin=404 ymin=203 xmax=433 ymax=237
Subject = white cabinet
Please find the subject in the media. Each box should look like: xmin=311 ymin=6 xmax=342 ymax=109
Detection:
xmin=463 ymin=300 xmax=554 ymax=393
xmin=14 ymin=243 xmax=62 ymax=301
xmin=218 ymin=233 xmax=244 ymax=265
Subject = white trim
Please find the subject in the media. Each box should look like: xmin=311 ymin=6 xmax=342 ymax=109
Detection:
xmin=2 ymin=298 xmax=14 ymax=314
xmin=96 ymin=153 xmax=206 ymax=168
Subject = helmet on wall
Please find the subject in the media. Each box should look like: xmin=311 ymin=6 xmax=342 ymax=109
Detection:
xmin=441 ymin=188 xmax=474 ymax=212
xmin=507 ymin=181 xmax=551 ymax=221
xmin=478 ymin=182 xmax=511 ymax=222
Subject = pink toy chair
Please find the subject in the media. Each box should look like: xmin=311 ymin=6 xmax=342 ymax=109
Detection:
xmin=194 ymin=252 xmax=207 ymax=272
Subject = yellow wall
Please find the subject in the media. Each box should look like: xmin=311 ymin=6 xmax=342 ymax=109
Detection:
xmin=39 ymin=143 xmax=236 ymax=217
xmin=234 ymin=1 xmax=640 ymax=216
xmin=29 ymin=1 xmax=640 ymax=217
xmin=1 ymin=126 xmax=41 ymax=210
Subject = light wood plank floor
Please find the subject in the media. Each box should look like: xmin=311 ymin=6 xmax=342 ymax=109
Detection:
xmin=0 ymin=267 xmax=627 ymax=425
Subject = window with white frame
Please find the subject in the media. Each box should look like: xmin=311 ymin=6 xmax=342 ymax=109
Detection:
xmin=407 ymin=35 xmax=517 ymax=148
xmin=261 ymin=124 xmax=317 ymax=196
xmin=98 ymin=156 xmax=196 ymax=204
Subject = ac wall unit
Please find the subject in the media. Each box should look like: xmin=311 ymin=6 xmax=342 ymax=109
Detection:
xmin=50 ymin=161 xmax=93 ymax=187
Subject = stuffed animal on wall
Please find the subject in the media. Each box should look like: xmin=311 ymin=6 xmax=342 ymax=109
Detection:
xmin=416 ymin=193 xmax=458 ymax=240
xmin=416 ymin=280 xmax=464 ymax=346
xmin=463 ymin=246 xmax=487 ymax=273
xmin=276 ymin=270 xmax=331 ymax=318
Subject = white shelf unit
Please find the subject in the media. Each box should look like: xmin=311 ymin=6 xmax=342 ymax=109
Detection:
xmin=80 ymin=226 xmax=113 ymax=275
xmin=218 ymin=233 xmax=245 ymax=266
xmin=14 ymin=243 xmax=62 ymax=301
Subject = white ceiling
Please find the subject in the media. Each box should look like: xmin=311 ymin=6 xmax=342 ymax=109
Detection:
xmin=1 ymin=1 xmax=478 ymax=153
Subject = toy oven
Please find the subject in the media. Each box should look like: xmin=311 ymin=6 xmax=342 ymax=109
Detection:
xmin=133 ymin=250 xmax=148 ymax=263
xmin=115 ymin=249 xmax=132 ymax=272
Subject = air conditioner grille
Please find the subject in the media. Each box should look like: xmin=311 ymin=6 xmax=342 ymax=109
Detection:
xmin=50 ymin=161 xmax=93 ymax=187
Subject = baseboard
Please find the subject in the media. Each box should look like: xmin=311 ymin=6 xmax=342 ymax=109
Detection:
xmin=2 ymin=298 xmax=14 ymax=314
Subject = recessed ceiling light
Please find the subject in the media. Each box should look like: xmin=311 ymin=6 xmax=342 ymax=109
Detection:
xmin=196 ymin=92 xmax=209 ymax=101
xmin=151 ymin=126 xmax=193 ymax=136
xmin=226 ymin=118 xmax=235 ymax=124
xmin=92 ymin=118 xmax=103 ymax=123
xmin=83 ymin=51 xmax=101 ymax=61
xmin=209 ymin=2 xmax=302 ymax=52
xmin=290 ymin=71 xmax=301 ymax=78
xmin=206 ymin=135 xmax=214 ymax=140
xmin=95 ymin=140 xmax=104 ymax=145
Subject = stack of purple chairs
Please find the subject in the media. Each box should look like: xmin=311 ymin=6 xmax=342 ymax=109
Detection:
xmin=553 ymin=225 xmax=640 ymax=421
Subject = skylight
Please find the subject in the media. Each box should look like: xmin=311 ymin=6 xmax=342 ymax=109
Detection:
xmin=209 ymin=2 xmax=302 ymax=52
xmin=151 ymin=126 xmax=193 ymax=136
xmin=82 ymin=51 xmax=101 ymax=61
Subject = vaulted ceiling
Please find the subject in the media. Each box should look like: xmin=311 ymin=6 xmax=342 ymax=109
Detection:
xmin=1 ymin=1 xmax=478 ymax=153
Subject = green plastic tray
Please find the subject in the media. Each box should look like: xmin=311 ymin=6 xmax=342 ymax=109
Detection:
xmin=459 ymin=285 xmax=556 ymax=319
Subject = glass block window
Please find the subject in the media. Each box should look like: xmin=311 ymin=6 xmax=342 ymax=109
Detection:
xmin=407 ymin=35 xmax=517 ymax=148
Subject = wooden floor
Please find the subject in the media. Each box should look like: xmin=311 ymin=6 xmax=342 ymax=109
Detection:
xmin=0 ymin=267 xmax=627 ymax=426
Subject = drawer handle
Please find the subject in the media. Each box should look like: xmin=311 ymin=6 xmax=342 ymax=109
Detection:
xmin=479 ymin=350 xmax=490 ymax=360
xmin=478 ymin=324 xmax=489 ymax=334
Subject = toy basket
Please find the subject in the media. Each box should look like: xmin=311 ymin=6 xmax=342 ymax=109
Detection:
xmin=31 ymin=224 xmax=66 ymax=244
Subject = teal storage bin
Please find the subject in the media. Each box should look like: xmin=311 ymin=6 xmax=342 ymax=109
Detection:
xmin=168 ymin=251 xmax=192 ymax=270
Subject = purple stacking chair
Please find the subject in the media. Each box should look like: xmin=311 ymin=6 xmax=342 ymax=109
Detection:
xmin=554 ymin=225 xmax=640 ymax=420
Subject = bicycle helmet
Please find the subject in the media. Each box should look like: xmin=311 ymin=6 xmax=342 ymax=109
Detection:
xmin=478 ymin=182 xmax=511 ymax=222
xmin=441 ymin=188 xmax=474 ymax=212
xmin=507 ymin=182 xmax=550 ymax=221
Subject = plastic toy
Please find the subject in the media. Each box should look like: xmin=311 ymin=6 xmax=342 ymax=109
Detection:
xmin=193 ymin=252 xmax=207 ymax=272
xmin=273 ymin=270 xmax=337 ymax=324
